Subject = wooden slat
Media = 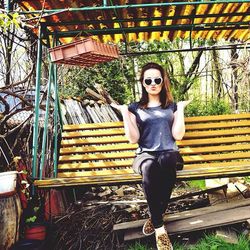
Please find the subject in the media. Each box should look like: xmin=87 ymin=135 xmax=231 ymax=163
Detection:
xmin=184 ymin=128 xmax=250 ymax=139
xmin=180 ymin=144 xmax=250 ymax=155
xmin=177 ymin=136 xmax=250 ymax=146
xmin=61 ymin=135 xmax=250 ymax=147
xmin=63 ymin=121 xmax=124 ymax=131
xmin=185 ymin=120 xmax=250 ymax=131
xmin=58 ymin=159 xmax=133 ymax=170
xmin=62 ymin=128 xmax=125 ymax=138
xmin=34 ymin=174 xmax=141 ymax=188
xmin=59 ymin=151 xmax=135 ymax=162
xmin=59 ymin=151 xmax=250 ymax=164
xmin=58 ymin=168 xmax=134 ymax=178
xmin=61 ymin=136 xmax=129 ymax=146
xmin=183 ymin=160 xmax=250 ymax=170
xmin=62 ymin=127 xmax=250 ymax=139
xmin=183 ymin=151 xmax=250 ymax=163
xmin=60 ymin=143 xmax=138 ymax=155
xmin=59 ymin=143 xmax=250 ymax=155
xmin=184 ymin=113 xmax=250 ymax=123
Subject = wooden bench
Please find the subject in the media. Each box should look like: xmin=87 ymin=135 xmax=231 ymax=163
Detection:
xmin=34 ymin=113 xmax=250 ymax=188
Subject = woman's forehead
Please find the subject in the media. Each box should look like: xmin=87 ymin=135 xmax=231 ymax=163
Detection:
xmin=144 ymin=68 xmax=161 ymax=78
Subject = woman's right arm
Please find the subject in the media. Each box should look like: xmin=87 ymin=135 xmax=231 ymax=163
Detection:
xmin=111 ymin=104 xmax=140 ymax=143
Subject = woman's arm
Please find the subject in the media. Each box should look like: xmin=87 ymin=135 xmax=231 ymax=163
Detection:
xmin=111 ymin=104 xmax=140 ymax=143
xmin=172 ymin=100 xmax=191 ymax=141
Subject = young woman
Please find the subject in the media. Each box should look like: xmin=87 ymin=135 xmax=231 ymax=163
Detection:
xmin=112 ymin=62 xmax=190 ymax=250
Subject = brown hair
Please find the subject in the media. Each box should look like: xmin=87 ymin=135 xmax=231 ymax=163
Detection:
xmin=138 ymin=62 xmax=173 ymax=108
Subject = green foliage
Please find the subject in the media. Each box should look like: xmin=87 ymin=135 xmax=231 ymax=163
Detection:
xmin=59 ymin=58 xmax=134 ymax=104
xmin=185 ymin=98 xmax=232 ymax=117
xmin=189 ymin=234 xmax=250 ymax=250
xmin=187 ymin=180 xmax=206 ymax=190
xmin=0 ymin=12 xmax=20 ymax=31
xmin=127 ymin=242 xmax=152 ymax=250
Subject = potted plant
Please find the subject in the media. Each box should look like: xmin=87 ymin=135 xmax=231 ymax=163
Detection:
xmin=24 ymin=196 xmax=47 ymax=241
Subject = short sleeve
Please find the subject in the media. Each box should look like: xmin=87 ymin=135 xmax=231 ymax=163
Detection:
xmin=128 ymin=102 xmax=139 ymax=115
xmin=169 ymin=102 xmax=177 ymax=112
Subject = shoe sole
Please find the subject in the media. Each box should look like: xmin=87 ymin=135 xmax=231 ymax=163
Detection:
xmin=142 ymin=221 xmax=155 ymax=236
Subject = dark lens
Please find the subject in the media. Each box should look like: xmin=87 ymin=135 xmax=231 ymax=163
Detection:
xmin=155 ymin=78 xmax=162 ymax=85
xmin=144 ymin=79 xmax=152 ymax=85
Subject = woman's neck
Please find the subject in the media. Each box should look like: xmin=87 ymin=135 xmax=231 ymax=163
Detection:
xmin=147 ymin=95 xmax=161 ymax=107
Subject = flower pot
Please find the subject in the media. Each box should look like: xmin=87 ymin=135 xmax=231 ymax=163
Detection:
xmin=24 ymin=225 xmax=46 ymax=241
xmin=0 ymin=171 xmax=18 ymax=194
xmin=49 ymin=37 xmax=119 ymax=67
xmin=0 ymin=193 xmax=22 ymax=249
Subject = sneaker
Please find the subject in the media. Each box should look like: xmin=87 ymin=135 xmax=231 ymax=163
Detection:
xmin=142 ymin=218 xmax=155 ymax=236
xmin=156 ymin=232 xmax=173 ymax=250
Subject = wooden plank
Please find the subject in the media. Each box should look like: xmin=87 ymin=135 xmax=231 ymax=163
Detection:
xmin=61 ymin=136 xmax=129 ymax=146
xmin=58 ymin=151 xmax=250 ymax=163
xmin=62 ymin=128 xmax=125 ymax=138
xmin=113 ymin=199 xmax=250 ymax=231
xmin=60 ymin=143 xmax=138 ymax=155
xmin=59 ymin=151 xmax=135 ymax=162
xmin=182 ymin=151 xmax=250 ymax=163
xmin=185 ymin=120 xmax=250 ymax=131
xmin=58 ymin=159 xmax=133 ymax=170
xmin=184 ymin=128 xmax=250 ymax=139
xmin=63 ymin=121 xmax=124 ymax=131
xmin=61 ymin=135 xmax=250 ymax=147
xmin=34 ymin=174 xmax=141 ymax=188
xmin=184 ymin=113 xmax=250 ymax=123
xmin=124 ymin=205 xmax=250 ymax=240
xmin=62 ymin=127 xmax=250 ymax=139
xmin=58 ymin=168 xmax=134 ymax=178
xmin=177 ymin=136 xmax=250 ymax=146
xmin=58 ymin=159 xmax=250 ymax=171
xmin=59 ymin=143 xmax=250 ymax=156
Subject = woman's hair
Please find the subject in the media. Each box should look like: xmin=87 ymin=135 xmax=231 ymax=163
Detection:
xmin=138 ymin=62 xmax=173 ymax=108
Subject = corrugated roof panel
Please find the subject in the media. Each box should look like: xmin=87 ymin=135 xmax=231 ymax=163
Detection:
xmin=18 ymin=1 xmax=250 ymax=43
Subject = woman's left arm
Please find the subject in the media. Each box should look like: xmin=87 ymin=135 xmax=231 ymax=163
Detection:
xmin=172 ymin=100 xmax=191 ymax=140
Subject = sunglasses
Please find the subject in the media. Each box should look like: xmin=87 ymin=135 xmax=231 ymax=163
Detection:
xmin=143 ymin=77 xmax=163 ymax=86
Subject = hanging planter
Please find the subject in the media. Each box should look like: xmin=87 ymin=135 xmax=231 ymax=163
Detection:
xmin=49 ymin=37 xmax=119 ymax=67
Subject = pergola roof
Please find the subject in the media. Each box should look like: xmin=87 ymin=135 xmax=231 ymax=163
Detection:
xmin=19 ymin=0 xmax=250 ymax=44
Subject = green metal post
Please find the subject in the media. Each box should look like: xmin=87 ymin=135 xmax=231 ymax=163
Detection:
xmin=19 ymin=0 xmax=250 ymax=15
xmin=6 ymin=0 xmax=11 ymax=12
xmin=32 ymin=26 xmax=42 ymax=179
xmin=53 ymin=63 xmax=59 ymax=177
xmin=39 ymin=63 xmax=53 ymax=180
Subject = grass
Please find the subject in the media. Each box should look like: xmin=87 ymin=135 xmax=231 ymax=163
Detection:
xmin=187 ymin=180 xmax=206 ymax=190
xmin=127 ymin=234 xmax=250 ymax=250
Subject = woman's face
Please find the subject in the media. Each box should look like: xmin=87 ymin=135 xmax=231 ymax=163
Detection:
xmin=142 ymin=68 xmax=163 ymax=96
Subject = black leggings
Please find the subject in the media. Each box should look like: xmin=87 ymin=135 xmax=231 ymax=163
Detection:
xmin=132 ymin=151 xmax=177 ymax=228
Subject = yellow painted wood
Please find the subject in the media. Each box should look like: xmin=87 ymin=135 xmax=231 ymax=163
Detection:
xmin=58 ymin=159 xmax=133 ymax=170
xmin=62 ymin=128 xmax=125 ymax=138
xmin=183 ymin=160 xmax=250 ymax=170
xmin=61 ymin=136 xmax=128 ymax=146
xmin=185 ymin=121 xmax=250 ymax=131
xmin=184 ymin=128 xmax=250 ymax=139
xmin=59 ymin=151 xmax=135 ymax=162
xmin=60 ymin=143 xmax=138 ymax=155
xmin=63 ymin=121 xmax=124 ymax=131
xmin=177 ymin=136 xmax=250 ymax=147
xmin=58 ymin=168 xmax=134 ymax=178
xmin=60 ymin=143 xmax=250 ymax=156
xmin=180 ymin=144 xmax=250 ymax=155
xmin=34 ymin=174 xmax=142 ymax=188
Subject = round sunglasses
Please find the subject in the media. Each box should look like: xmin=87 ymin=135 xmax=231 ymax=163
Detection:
xmin=143 ymin=77 xmax=163 ymax=86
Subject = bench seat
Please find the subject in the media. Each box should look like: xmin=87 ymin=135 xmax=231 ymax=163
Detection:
xmin=34 ymin=113 xmax=250 ymax=188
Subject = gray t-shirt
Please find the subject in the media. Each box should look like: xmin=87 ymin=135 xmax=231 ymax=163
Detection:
xmin=128 ymin=102 xmax=178 ymax=154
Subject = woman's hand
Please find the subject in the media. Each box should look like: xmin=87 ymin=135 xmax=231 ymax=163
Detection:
xmin=177 ymin=100 xmax=192 ymax=110
xmin=110 ymin=103 xmax=129 ymax=114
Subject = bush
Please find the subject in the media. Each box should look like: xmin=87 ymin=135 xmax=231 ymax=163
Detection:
xmin=185 ymin=98 xmax=232 ymax=117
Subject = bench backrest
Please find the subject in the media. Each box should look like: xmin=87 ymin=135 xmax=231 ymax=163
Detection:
xmin=58 ymin=113 xmax=250 ymax=182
